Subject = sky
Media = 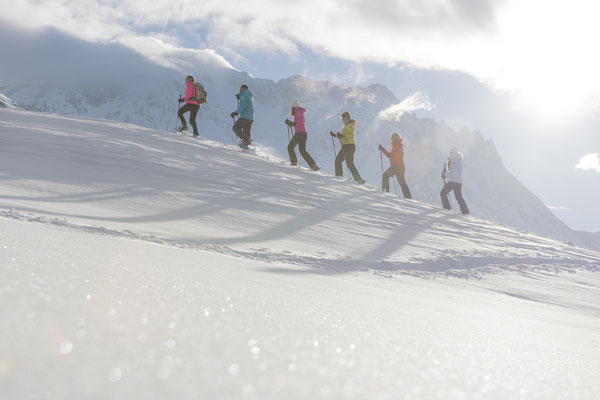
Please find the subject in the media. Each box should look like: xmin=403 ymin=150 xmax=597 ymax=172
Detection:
xmin=0 ymin=0 xmax=598 ymax=231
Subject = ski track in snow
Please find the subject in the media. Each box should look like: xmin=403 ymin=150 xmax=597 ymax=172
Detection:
xmin=2 ymin=209 xmax=598 ymax=280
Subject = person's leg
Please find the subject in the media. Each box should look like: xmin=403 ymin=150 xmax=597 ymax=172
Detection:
xmin=440 ymin=182 xmax=453 ymax=210
xmin=296 ymin=132 xmax=316 ymax=166
xmin=232 ymin=118 xmax=244 ymax=139
xmin=382 ymin=166 xmax=394 ymax=192
xmin=334 ymin=148 xmax=345 ymax=177
xmin=241 ymin=119 xmax=253 ymax=144
xmin=287 ymin=133 xmax=298 ymax=165
xmin=395 ymin=165 xmax=412 ymax=199
xmin=453 ymin=184 xmax=470 ymax=215
xmin=343 ymin=144 xmax=364 ymax=182
xmin=188 ymin=104 xmax=199 ymax=135
xmin=178 ymin=103 xmax=190 ymax=128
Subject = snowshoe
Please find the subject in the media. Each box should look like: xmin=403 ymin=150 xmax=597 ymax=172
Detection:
xmin=310 ymin=164 xmax=321 ymax=171
xmin=176 ymin=125 xmax=188 ymax=133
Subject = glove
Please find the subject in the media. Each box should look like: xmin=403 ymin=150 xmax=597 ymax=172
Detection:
xmin=378 ymin=144 xmax=385 ymax=152
xmin=329 ymin=131 xmax=336 ymax=137
xmin=285 ymin=119 xmax=294 ymax=126
xmin=230 ymin=112 xmax=238 ymax=118
xmin=178 ymin=98 xmax=184 ymax=103
xmin=336 ymin=133 xmax=342 ymax=139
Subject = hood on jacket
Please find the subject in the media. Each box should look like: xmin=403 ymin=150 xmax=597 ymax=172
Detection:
xmin=449 ymin=148 xmax=463 ymax=159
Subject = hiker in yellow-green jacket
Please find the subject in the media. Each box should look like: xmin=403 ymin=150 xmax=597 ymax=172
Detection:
xmin=329 ymin=111 xmax=366 ymax=184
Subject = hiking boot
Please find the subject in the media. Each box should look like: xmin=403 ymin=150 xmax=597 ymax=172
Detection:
xmin=177 ymin=125 xmax=188 ymax=133
xmin=291 ymin=161 xmax=298 ymax=166
xmin=310 ymin=164 xmax=320 ymax=171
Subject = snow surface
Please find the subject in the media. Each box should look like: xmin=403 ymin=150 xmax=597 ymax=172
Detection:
xmin=1 ymin=108 xmax=600 ymax=399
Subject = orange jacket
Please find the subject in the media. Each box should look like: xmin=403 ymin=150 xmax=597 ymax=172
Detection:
xmin=381 ymin=139 xmax=405 ymax=167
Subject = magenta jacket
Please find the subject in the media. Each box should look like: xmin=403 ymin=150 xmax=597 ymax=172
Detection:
xmin=184 ymin=81 xmax=200 ymax=105
xmin=293 ymin=107 xmax=307 ymax=133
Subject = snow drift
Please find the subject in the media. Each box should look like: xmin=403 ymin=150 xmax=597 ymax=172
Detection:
xmin=1 ymin=108 xmax=600 ymax=399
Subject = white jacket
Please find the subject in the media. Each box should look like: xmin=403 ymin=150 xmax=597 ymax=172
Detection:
xmin=447 ymin=153 xmax=463 ymax=184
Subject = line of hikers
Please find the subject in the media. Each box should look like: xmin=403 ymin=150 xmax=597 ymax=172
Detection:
xmin=176 ymin=75 xmax=469 ymax=215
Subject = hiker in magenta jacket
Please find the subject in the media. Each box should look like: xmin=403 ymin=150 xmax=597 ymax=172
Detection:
xmin=177 ymin=75 xmax=200 ymax=136
xmin=285 ymin=99 xmax=319 ymax=171
xmin=378 ymin=133 xmax=412 ymax=198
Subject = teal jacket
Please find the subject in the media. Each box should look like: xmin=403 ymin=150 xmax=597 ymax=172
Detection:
xmin=236 ymin=88 xmax=255 ymax=120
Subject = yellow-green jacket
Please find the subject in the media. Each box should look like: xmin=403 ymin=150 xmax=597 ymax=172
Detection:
xmin=340 ymin=119 xmax=356 ymax=145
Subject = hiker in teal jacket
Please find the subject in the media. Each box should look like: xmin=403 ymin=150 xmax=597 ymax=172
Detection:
xmin=230 ymin=84 xmax=254 ymax=147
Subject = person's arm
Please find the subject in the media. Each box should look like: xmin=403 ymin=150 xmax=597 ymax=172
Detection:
xmin=236 ymin=94 xmax=248 ymax=115
xmin=184 ymin=85 xmax=194 ymax=102
xmin=378 ymin=145 xmax=390 ymax=157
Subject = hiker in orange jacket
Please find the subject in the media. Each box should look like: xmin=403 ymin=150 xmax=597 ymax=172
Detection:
xmin=378 ymin=133 xmax=412 ymax=199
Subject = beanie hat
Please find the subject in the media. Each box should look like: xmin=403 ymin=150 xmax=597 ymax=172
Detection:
xmin=391 ymin=132 xmax=401 ymax=141
xmin=290 ymin=99 xmax=300 ymax=108
xmin=340 ymin=111 xmax=351 ymax=120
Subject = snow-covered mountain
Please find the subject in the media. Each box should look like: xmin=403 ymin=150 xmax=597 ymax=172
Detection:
xmin=0 ymin=29 xmax=595 ymax=249
xmin=1 ymin=108 xmax=600 ymax=399
xmin=0 ymin=92 xmax=18 ymax=109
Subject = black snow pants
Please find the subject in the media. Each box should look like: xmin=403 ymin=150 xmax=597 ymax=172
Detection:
xmin=233 ymin=117 xmax=253 ymax=144
xmin=178 ymin=103 xmax=200 ymax=135
xmin=382 ymin=165 xmax=412 ymax=199
xmin=288 ymin=132 xmax=316 ymax=167
xmin=440 ymin=182 xmax=470 ymax=215
xmin=335 ymin=144 xmax=364 ymax=182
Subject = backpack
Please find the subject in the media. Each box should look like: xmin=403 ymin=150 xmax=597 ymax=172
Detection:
xmin=194 ymin=82 xmax=207 ymax=104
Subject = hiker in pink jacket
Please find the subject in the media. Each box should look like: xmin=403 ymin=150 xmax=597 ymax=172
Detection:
xmin=177 ymin=75 xmax=200 ymax=136
xmin=284 ymin=99 xmax=319 ymax=171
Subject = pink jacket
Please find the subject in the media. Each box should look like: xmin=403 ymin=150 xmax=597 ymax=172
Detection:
xmin=184 ymin=81 xmax=200 ymax=105
xmin=293 ymin=107 xmax=307 ymax=133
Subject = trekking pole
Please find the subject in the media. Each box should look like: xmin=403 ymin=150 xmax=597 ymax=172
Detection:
xmin=379 ymin=149 xmax=398 ymax=194
xmin=331 ymin=133 xmax=337 ymax=156
xmin=379 ymin=150 xmax=384 ymax=191
xmin=176 ymin=94 xmax=182 ymax=131
xmin=441 ymin=162 xmax=454 ymax=211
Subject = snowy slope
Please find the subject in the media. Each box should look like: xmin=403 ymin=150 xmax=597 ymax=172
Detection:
xmin=1 ymin=108 xmax=600 ymax=399
xmin=0 ymin=28 xmax=595 ymax=248
xmin=4 ymin=76 xmax=592 ymax=249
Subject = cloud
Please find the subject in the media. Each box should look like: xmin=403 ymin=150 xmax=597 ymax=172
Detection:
xmin=575 ymin=153 xmax=600 ymax=173
xmin=3 ymin=0 xmax=600 ymax=116
xmin=0 ymin=23 xmax=235 ymax=87
xmin=376 ymin=91 xmax=435 ymax=121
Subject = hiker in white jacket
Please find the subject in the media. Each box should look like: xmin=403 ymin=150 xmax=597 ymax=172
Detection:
xmin=441 ymin=148 xmax=470 ymax=215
